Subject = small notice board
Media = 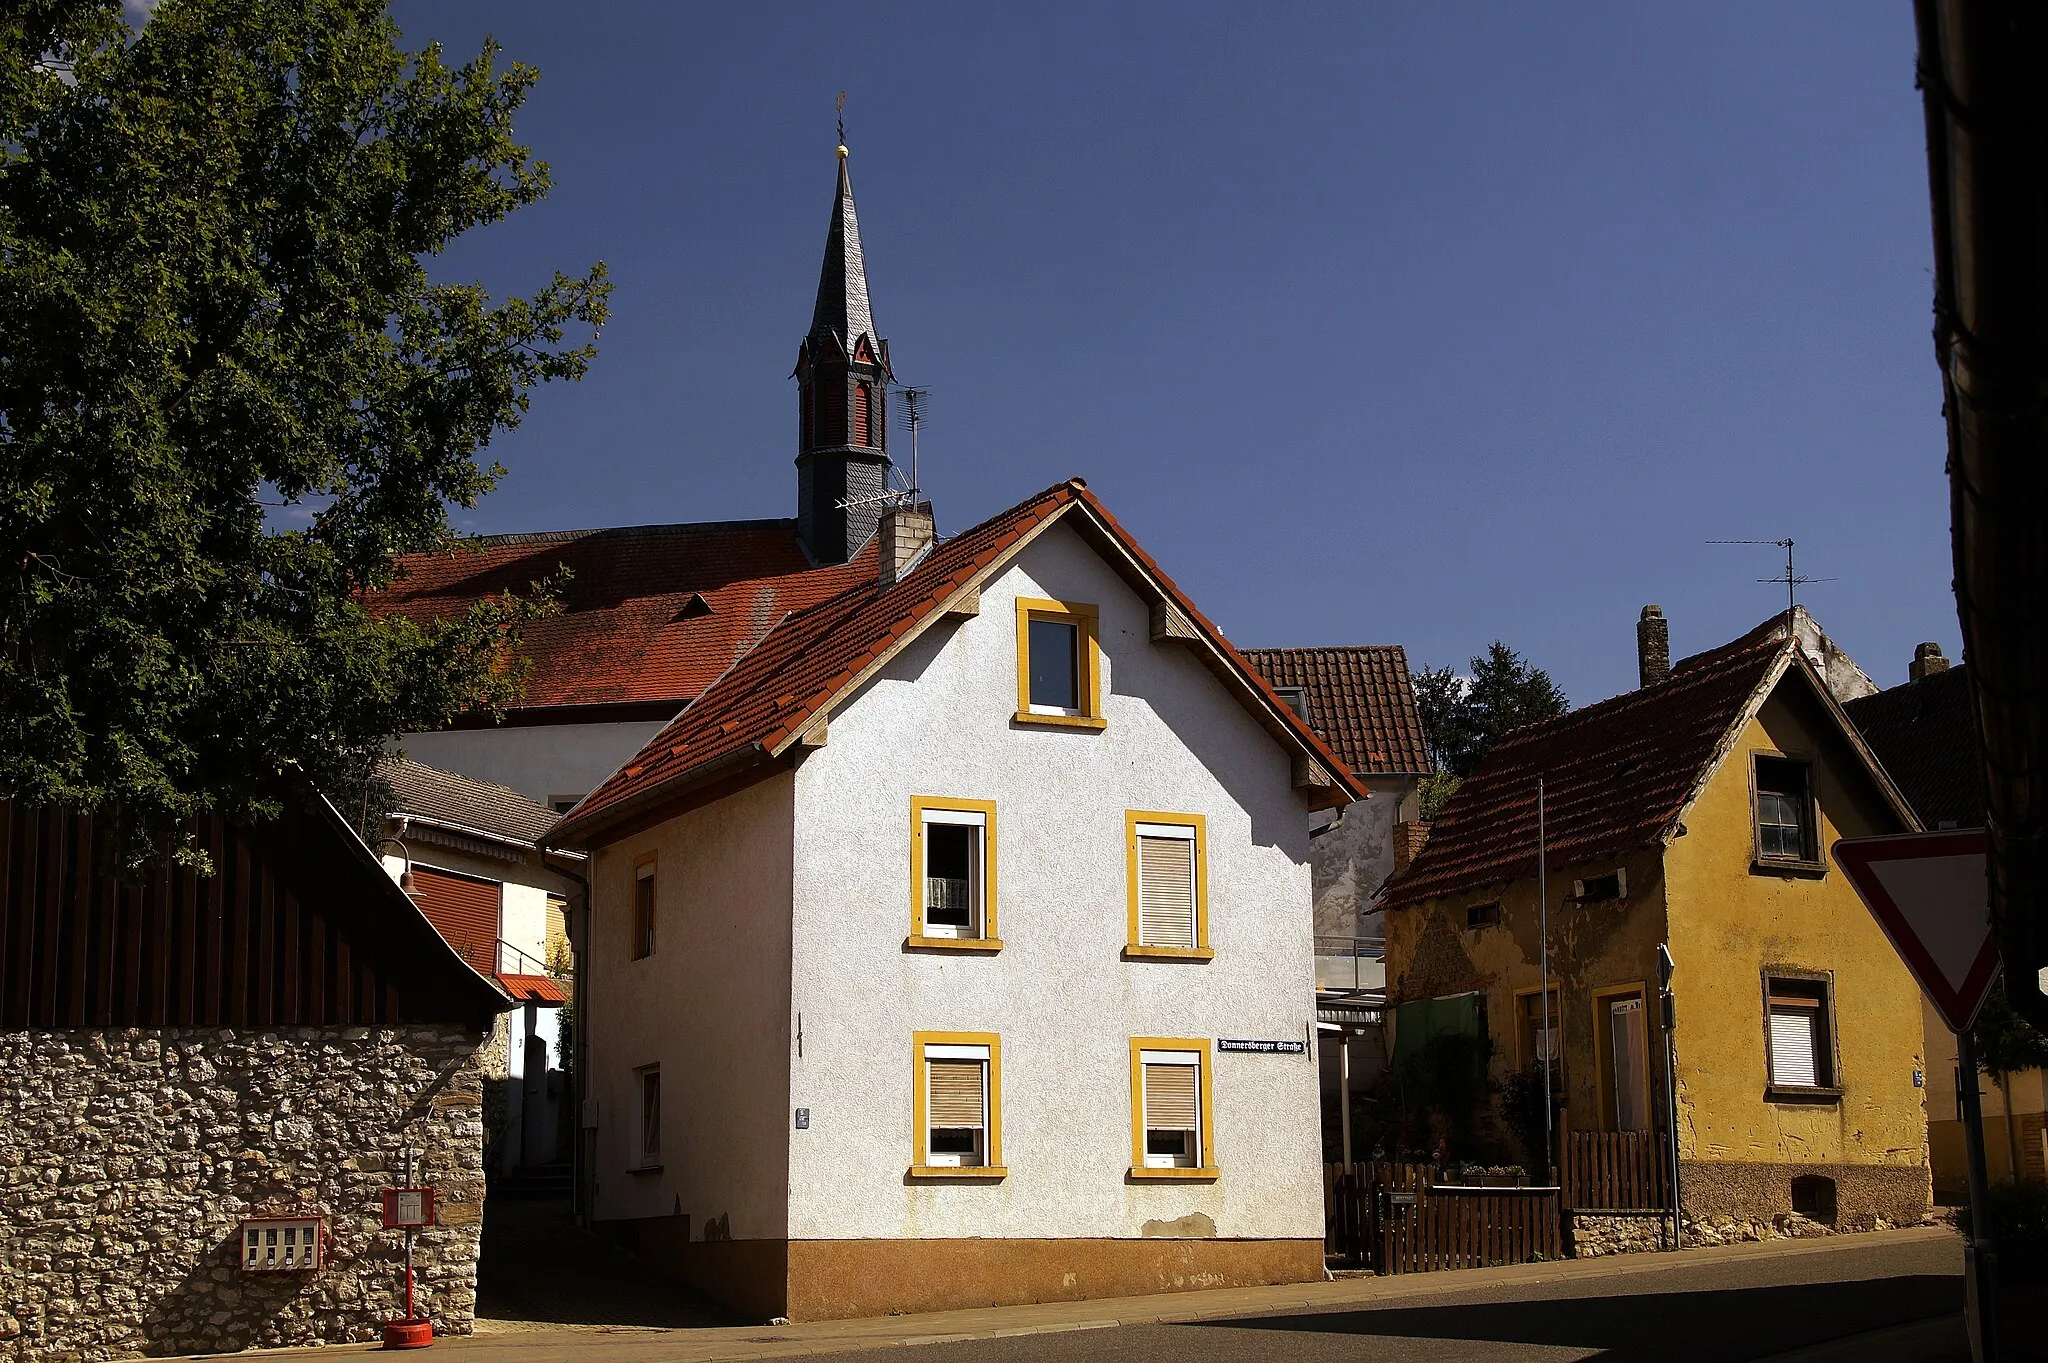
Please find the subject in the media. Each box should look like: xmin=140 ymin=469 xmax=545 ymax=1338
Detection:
xmin=381 ymin=1187 xmax=437 ymax=1230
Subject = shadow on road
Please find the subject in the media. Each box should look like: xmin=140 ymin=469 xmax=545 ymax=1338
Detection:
xmin=1200 ymin=1274 xmax=1963 ymax=1361
xmin=479 ymin=1197 xmax=730 ymax=1329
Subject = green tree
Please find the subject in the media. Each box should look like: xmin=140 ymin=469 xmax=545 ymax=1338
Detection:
xmin=1412 ymin=643 xmax=1569 ymax=781
xmin=1973 ymin=978 xmax=2048 ymax=1078
xmin=2 ymin=0 xmax=608 ymax=867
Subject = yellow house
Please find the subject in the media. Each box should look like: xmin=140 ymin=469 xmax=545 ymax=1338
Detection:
xmin=1381 ymin=612 xmax=1930 ymax=1236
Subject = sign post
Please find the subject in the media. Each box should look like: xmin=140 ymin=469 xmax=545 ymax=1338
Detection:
xmin=1835 ymin=829 xmax=2000 ymax=1363
xmin=380 ymin=1146 xmax=438 ymax=1350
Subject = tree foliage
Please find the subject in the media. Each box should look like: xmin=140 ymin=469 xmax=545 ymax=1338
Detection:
xmin=1973 ymin=978 xmax=2048 ymax=1079
xmin=1 ymin=0 xmax=608 ymax=866
xmin=1413 ymin=643 xmax=1570 ymax=781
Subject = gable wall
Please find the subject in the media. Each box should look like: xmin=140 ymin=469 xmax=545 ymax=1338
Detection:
xmin=786 ymin=521 xmax=1322 ymax=1244
xmin=1663 ymin=677 xmax=1927 ymax=1197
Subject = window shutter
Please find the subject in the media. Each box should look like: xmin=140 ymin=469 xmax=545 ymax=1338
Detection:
xmin=411 ymin=867 xmax=502 ymax=971
xmin=1138 ymin=835 xmax=1196 ymax=946
xmin=1769 ymin=1006 xmax=1821 ymax=1087
xmin=928 ymin=1059 xmax=985 ymax=1128
xmin=1143 ymin=1063 xmax=1198 ymax=1130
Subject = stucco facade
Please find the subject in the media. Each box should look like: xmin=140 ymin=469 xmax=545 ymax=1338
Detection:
xmin=578 ymin=522 xmax=1328 ymax=1320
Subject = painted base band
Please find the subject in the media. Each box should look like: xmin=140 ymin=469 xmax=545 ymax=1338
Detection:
xmin=1678 ymin=1159 xmax=1931 ymax=1229
xmin=593 ymin=1223 xmax=1322 ymax=1323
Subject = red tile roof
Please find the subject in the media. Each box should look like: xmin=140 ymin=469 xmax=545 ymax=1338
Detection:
xmin=549 ymin=480 xmax=1366 ymax=844
xmin=1844 ymin=664 xmax=1983 ymax=829
xmin=1240 ymin=647 xmax=1431 ymax=776
xmin=1379 ymin=633 xmax=1795 ymax=910
xmin=363 ymin=520 xmax=874 ymax=711
xmin=496 ymin=973 xmax=569 ymax=1005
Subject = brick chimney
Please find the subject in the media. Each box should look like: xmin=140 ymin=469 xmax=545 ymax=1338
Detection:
xmin=878 ymin=502 xmax=935 ymax=587
xmin=1392 ymin=820 xmax=1431 ymax=874
xmin=1637 ymin=605 xmax=1671 ymax=688
xmin=1909 ymin=642 xmax=1950 ymax=682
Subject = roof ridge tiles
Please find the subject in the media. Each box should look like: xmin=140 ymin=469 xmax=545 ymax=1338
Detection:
xmin=449 ymin=517 xmax=800 ymax=549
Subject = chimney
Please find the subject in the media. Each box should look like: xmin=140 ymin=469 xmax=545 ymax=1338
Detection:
xmin=878 ymin=502 xmax=935 ymax=587
xmin=1637 ymin=605 xmax=1671 ymax=688
xmin=1392 ymin=820 xmax=1431 ymax=874
xmin=1909 ymin=642 xmax=1950 ymax=682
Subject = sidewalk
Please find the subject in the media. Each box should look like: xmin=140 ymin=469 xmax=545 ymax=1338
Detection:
xmin=202 ymin=1224 xmax=1957 ymax=1363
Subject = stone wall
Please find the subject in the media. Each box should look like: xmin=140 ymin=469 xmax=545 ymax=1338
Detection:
xmin=1569 ymin=1210 xmax=1673 ymax=1257
xmin=0 ymin=1024 xmax=488 ymax=1362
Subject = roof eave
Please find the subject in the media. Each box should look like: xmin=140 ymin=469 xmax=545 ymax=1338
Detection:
xmin=543 ymin=743 xmax=774 ymax=850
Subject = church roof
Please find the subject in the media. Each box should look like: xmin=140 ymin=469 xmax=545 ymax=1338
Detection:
xmin=1240 ymin=646 xmax=1431 ymax=777
xmin=364 ymin=521 xmax=875 ymax=714
xmin=548 ymin=479 xmax=1367 ymax=846
xmin=808 ymin=154 xmax=880 ymax=360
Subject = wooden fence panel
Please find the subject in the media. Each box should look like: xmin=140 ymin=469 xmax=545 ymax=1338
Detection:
xmin=1560 ymin=1129 xmax=1672 ymax=1210
xmin=1379 ymin=1186 xmax=1561 ymax=1274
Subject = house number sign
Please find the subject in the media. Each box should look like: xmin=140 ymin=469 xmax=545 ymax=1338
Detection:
xmin=1217 ymin=1038 xmax=1307 ymax=1055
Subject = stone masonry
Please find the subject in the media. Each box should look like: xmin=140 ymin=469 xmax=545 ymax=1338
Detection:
xmin=0 ymin=1025 xmax=488 ymax=1361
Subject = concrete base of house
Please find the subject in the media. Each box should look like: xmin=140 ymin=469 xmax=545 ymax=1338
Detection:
xmin=1679 ymin=1159 xmax=1931 ymax=1234
xmin=596 ymin=1221 xmax=1324 ymax=1323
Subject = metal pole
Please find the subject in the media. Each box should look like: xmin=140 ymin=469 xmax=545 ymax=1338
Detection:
xmin=1339 ymin=1031 xmax=1354 ymax=1168
xmin=1957 ymin=1024 xmax=2000 ymax=1362
xmin=404 ymin=1146 xmax=417 ymax=1325
xmin=1662 ymin=997 xmax=1682 ymax=1251
xmin=1537 ymin=778 xmax=1553 ymax=1174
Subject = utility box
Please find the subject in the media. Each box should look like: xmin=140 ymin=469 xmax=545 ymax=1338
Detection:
xmin=241 ymin=1216 xmax=324 ymax=1272
xmin=381 ymin=1187 xmax=437 ymax=1230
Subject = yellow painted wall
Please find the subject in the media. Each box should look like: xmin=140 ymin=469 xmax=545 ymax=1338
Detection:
xmin=1662 ymin=679 xmax=1925 ymax=1173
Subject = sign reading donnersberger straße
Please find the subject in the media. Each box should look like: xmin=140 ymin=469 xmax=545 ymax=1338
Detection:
xmin=1217 ymin=1038 xmax=1307 ymax=1055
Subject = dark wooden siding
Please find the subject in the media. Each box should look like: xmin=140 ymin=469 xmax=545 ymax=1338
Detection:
xmin=0 ymin=800 xmax=504 ymax=1030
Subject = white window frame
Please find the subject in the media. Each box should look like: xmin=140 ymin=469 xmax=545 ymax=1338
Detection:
xmin=919 ymin=807 xmax=987 ymax=939
xmin=636 ymin=1064 xmax=661 ymax=1168
xmin=923 ymin=1042 xmax=991 ymax=1168
xmin=1139 ymin=1047 xmax=1202 ymax=1169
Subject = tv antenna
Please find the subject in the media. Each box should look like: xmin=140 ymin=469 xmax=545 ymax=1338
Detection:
xmin=1707 ymin=538 xmax=1835 ymax=617
xmin=833 ymin=386 xmax=930 ymax=515
xmin=900 ymin=387 xmax=928 ymax=497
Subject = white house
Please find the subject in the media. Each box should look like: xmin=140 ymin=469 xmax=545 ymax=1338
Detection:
xmin=374 ymin=758 xmax=580 ymax=1177
xmin=546 ymin=483 xmax=1365 ymax=1322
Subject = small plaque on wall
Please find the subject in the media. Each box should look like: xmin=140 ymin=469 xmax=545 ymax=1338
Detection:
xmin=1217 ymin=1038 xmax=1307 ymax=1055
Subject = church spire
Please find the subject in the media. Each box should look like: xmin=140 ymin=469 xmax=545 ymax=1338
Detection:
xmin=794 ymin=137 xmax=893 ymax=566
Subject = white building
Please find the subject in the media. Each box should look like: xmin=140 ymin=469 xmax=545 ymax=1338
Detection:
xmin=375 ymin=758 xmax=581 ymax=1176
xmin=547 ymin=485 xmax=1364 ymax=1322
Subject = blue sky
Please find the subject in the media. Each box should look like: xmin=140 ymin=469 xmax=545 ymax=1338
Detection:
xmin=395 ymin=2 xmax=1950 ymax=707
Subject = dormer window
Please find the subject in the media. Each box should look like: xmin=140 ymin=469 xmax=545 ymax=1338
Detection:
xmin=1272 ymin=686 xmax=1311 ymax=724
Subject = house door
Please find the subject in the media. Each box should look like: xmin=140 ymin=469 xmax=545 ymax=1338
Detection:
xmin=1609 ymin=996 xmax=1648 ymax=1131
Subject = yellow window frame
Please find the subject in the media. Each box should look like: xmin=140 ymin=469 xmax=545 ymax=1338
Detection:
xmin=1128 ymin=1036 xmax=1218 ymax=1179
xmin=1014 ymin=596 xmax=1105 ymax=729
xmin=910 ymin=1030 xmax=1006 ymax=1179
xmin=907 ymin=796 xmax=1002 ymax=951
xmin=1124 ymin=810 xmax=1213 ymax=960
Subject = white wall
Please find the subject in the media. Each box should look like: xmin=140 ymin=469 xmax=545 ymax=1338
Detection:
xmin=588 ymin=773 xmax=795 ymax=1236
xmin=785 ymin=522 xmax=1323 ymax=1243
xmin=395 ymin=720 xmax=668 ymax=809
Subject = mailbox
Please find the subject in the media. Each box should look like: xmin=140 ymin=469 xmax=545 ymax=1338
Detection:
xmin=241 ymin=1216 xmax=324 ymax=1272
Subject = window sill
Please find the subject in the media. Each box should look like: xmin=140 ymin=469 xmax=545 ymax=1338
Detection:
xmin=1127 ymin=1166 xmax=1220 ymax=1182
xmin=1751 ymin=858 xmax=1827 ymax=879
xmin=906 ymin=935 xmax=1004 ymax=953
xmin=1766 ymin=1085 xmax=1843 ymax=1105
xmin=1123 ymin=944 xmax=1216 ymax=962
xmin=908 ymin=1165 xmax=1008 ymax=1181
xmin=1011 ymin=710 xmax=1108 ymax=731
xmin=626 ymin=1163 xmax=663 ymax=1176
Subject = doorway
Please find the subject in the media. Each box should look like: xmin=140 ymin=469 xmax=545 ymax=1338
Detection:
xmin=1608 ymin=994 xmax=1648 ymax=1132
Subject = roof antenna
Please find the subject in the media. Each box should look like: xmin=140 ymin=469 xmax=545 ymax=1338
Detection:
xmin=900 ymin=387 xmax=928 ymax=498
xmin=1707 ymin=538 xmax=1836 ymax=617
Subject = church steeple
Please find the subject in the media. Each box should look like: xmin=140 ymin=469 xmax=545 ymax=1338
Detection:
xmin=794 ymin=143 xmax=893 ymax=566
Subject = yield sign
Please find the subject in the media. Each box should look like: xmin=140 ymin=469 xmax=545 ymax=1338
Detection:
xmin=1834 ymin=829 xmax=1999 ymax=1033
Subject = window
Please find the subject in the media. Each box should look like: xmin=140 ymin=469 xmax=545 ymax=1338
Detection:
xmin=1765 ymin=975 xmax=1837 ymax=1094
xmin=853 ymin=381 xmax=871 ymax=445
xmin=1790 ymin=1174 xmax=1838 ymax=1224
xmin=1573 ymin=872 xmax=1625 ymax=902
xmin=1014 ymin=597 xmax=1104 ymax=728
xmin=631 ymin=857 xmax=656 ymax=960
xmin=1125 ymin=812 xmax=1211 ymax=959
xmin=1516 ymin=987 xmax=1560 ymax=1072
xmin=1467 ymin=901 xmax=1502 ymax=929
xmin=908 ymin=797 xmax=999 ymax=948
xmin=911 ymin=1032 xmax=1004 ymax=1177
xmin=1272 ymin=685 xmax=1311 ymax=724
xmin=1754 ymin=755 xmax=1819 ymax=866
xmin=1130 ymin=1039 xmax=1216 ymax=1178
xmin=636 ymin=1066 xmax=661 ymax=1168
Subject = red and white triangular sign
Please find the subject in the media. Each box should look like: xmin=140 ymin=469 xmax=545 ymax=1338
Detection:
xmin=1834 ymin=829 xmax=1999 ymax=1033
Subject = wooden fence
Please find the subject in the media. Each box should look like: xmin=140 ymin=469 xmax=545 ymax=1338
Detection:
xmin=1325 ymin=1163 xmax=1560 ymax=1273
xmin=1378 ymin=1185 xmax=1563 ymax=1274
xmin=1559 ymin=1128 xmax=1672 ymax=1210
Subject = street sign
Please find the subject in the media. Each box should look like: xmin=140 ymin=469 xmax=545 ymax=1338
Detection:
xmin=1834 ymin=829 xmax=1999 ymax=1032
xmin=1217 ymin=1038 xmax=1307 ymax=1055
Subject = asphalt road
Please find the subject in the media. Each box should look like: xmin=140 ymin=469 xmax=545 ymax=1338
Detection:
xmin=809 ymin=1234 xmax=1967 ymax=1363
